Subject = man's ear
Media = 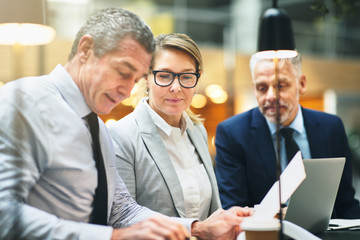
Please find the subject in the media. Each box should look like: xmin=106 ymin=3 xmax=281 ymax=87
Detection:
xmin=78 ymin=35 xmax=94 ymax=62
xmin=299 ymin=75 xmax=307 ymax=95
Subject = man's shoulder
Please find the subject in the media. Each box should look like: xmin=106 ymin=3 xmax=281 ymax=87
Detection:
xmin=219 ymin=108 xmax=259 ymax=125
xmin=2 ymin=75 xmax=53 ymax=95
xmin=217 ymin=108 xmax=262 ymax=133
xmin=302 ymin=107 xmax=342 ymax=124
xmin=0 ymin=75 xmax=59 ymax=113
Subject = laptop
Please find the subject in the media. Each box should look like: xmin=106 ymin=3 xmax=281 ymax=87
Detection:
xmin=284 ymin=157 xmax=346 ymax=234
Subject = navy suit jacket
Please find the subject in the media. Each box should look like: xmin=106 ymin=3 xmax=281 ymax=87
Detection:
xmin=215 ymin=107 xmax=360 ymax=219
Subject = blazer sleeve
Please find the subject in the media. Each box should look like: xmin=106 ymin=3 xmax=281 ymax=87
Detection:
xmin=332 ymin=117 xmax=360 ymax=218
xmin=214 ymin=120 xmax=250 ymax=209
xmin=108 ymin=118 xmax=138 ymax=200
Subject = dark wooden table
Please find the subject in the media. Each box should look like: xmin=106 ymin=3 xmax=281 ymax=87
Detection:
xmin=316 ymin=230 xmax=360 ymax=240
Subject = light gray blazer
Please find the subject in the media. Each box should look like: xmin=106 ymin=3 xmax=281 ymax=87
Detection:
xmin=108 ymin=100 xmax=221 ymax=220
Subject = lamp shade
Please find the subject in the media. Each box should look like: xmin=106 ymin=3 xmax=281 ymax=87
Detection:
xmin=257 ymin=8 xmax=297 ymax=59
xmin=0 ymin=0 xmax=55 ymax=45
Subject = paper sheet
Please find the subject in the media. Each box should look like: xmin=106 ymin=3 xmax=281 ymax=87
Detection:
xmin=237 ymin=152 xmax=309 ymax=240
xmin=328 ymin=219 xmax=360 ymax=230
xmin=253 ymin=151 xmax=306 ymax=218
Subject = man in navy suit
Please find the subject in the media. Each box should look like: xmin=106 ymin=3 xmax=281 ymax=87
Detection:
xmin=215 ymin=53 xmax=360 ymax=219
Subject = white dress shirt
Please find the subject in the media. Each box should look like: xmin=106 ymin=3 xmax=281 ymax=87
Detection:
xmin=0 ymin=65 xmax=158 ymax=239
xmin=267 ymin=105 xmax=312 ymax=170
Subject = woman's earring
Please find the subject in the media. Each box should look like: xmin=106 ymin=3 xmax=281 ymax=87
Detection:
xmin=146 ymin=88 xmax=149 ymax=95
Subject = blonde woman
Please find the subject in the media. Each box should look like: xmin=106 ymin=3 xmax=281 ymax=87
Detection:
xmin=108 ymin=34 xmax=254 ymax=239
xmin=108 ymin=33 xmax=221 ymax=221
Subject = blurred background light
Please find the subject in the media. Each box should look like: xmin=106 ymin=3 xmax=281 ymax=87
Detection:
xmin=0 ymin=0 xmax=55 ymax=46
xmin=205 ymin=84 xmax=228 ymax=104
xmin=105 ymin=118 xmax=117 ymax=127
xmin=0 ymin=23 xmax=55 ymax=45
xmin=191 ymin=93 xmax=207 ymax=108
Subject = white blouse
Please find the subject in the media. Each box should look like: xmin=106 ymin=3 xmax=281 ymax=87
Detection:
xmin=145 ymin=102 xmax=212 ymax=220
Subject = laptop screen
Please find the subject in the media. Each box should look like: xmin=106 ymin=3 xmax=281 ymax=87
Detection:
xmin=284 ymin=157 xmax=345 ymax=233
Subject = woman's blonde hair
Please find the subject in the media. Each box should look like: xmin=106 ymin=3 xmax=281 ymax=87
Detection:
xmin=134 ymin=33 xmax=204 ymax=124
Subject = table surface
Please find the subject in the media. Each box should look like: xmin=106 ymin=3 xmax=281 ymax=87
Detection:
xmin=316 ymin=230 xmax=360 ymax=240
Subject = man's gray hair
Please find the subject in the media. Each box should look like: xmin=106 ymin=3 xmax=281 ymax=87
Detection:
xmin=68 ymin=8 xmax=155 ymax=60
xmin=249 ymin=53 xmax=303 ymax=80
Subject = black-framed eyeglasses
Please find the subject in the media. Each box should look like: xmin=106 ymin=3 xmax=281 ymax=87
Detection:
xmin=152 ymin=70 xmax=200 ymax=88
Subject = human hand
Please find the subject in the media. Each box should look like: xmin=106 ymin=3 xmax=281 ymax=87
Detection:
xmin=191 ymin=207 xmax=254 ymax=240
xmin=111 ymin=215 xmax=190 ymax=240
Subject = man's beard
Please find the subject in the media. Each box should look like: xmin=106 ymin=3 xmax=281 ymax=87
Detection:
xmin=260 ymin=100 xmax=293 ymax=125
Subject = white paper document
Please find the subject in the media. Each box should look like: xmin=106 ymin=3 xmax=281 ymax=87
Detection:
xmin=237 ymin=152 xmax=309 ymax=240
xmin=253 ymin=151 xmax=306 ymax=218
xmin=328 ymin=219 xmax=360 ymax=230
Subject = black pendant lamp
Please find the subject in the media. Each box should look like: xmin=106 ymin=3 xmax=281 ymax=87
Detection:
xmin=256 ymin=0 xmax=297 ymax=59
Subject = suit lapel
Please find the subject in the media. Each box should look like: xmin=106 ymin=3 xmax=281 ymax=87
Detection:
xmin=133 ymin=103 xmax=186 ymax=218
xmin=302 ymin=108 xmax=325 ymax=158
xmin=187 ymin=126 xmax=220 ymax=212
xmin=187 ymin=127 xmax=212 ymax=177
xmin=252 ymin=108 xmax=277 ymax=180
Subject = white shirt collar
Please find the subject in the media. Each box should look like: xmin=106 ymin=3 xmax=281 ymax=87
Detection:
xmin=142 ymin=98 xmax=194 ymax=136
xmin=51 ymin=64 xmax=92 ymax=118
xmin=267 ymin=104 xmax=305 ymax=135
